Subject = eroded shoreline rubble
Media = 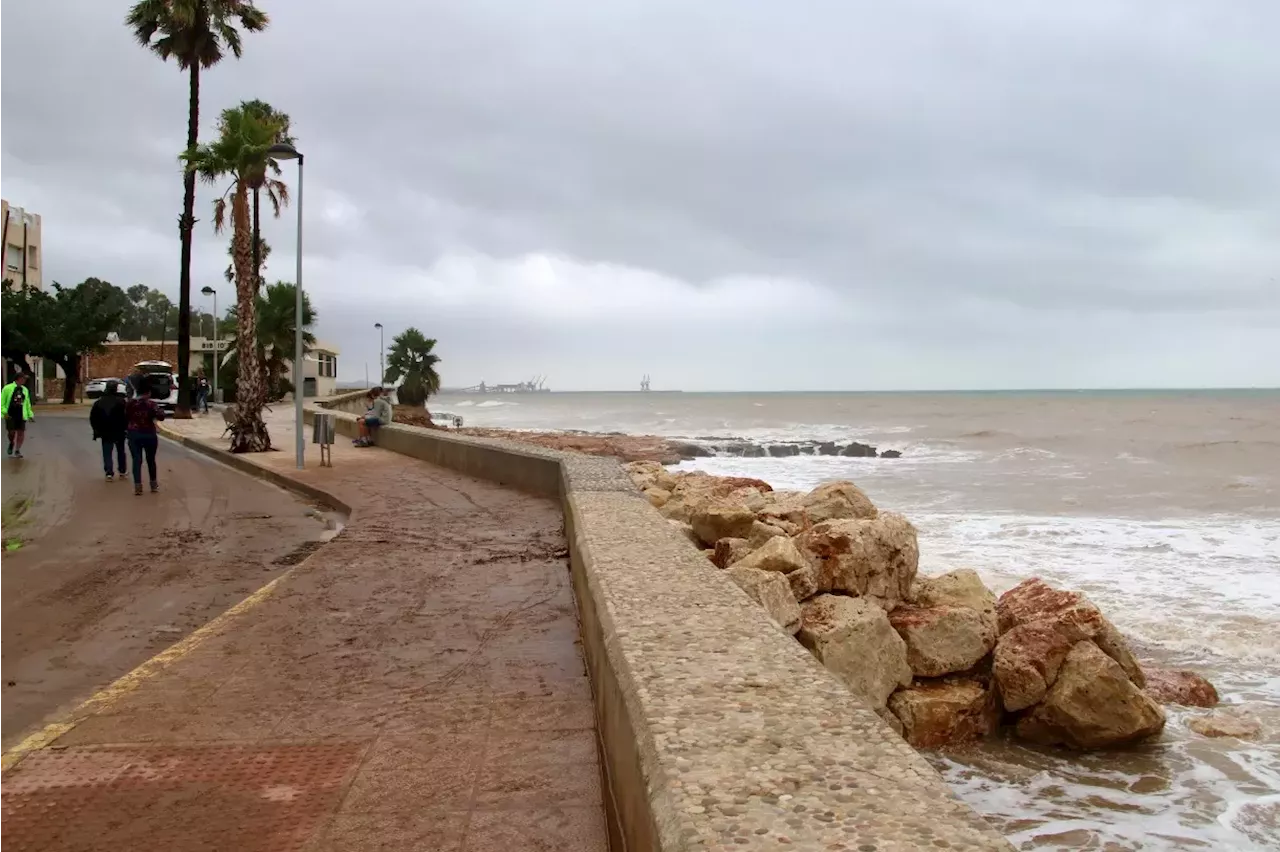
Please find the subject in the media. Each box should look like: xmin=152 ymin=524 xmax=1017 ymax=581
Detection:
xmin=625 ymin=461 xmax=1231 ymax=751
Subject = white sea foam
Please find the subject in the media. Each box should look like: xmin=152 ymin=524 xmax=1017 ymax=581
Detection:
xmin=476 ymin=399 xmax=515 ymax=407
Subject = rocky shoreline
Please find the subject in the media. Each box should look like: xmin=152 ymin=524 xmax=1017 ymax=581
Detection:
xmin=625 ymin=461 xmax=1238 ymax=752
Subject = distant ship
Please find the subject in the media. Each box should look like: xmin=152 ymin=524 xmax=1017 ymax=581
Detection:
xmin=450 ymin=376 xmax=551 ymax=394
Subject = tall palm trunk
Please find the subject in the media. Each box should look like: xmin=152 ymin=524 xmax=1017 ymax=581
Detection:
xmin=252 ymin=187 xmax=272 ymax=392
xmin=229 ymin=183 xmax=271 ymax=452
xmin=175 ymin=61 xmax=199 ymax=419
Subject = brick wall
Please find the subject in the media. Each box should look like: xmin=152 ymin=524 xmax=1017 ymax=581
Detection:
xmin=83 ymin=343 xmax=194 ymax=382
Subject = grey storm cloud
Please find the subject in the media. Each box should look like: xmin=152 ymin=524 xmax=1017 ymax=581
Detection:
xmin=3 ymin=0 xmax=1279 ymax=390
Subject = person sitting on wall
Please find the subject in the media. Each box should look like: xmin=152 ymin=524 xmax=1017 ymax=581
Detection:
xmin=354 ymin=387 xmax=394 ymax=447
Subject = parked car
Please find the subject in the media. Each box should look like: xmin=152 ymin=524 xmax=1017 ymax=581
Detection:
xmin=84 ymin=377 xmax=134 ymax=400
xmin=132 ymin=361 xmax=179 ymax=412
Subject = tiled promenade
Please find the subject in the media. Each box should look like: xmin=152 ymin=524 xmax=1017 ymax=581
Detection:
xmin=1 ymin=413 xmax=607 ymax=851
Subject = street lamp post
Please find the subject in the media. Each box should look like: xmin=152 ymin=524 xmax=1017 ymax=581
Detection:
xmin=268 ymin=142 xmax=305 ymax=469
xmin=200 ymin=285 xmax=218 ymax=403
xmin=374 ymin=322 xmax=384 ymax=385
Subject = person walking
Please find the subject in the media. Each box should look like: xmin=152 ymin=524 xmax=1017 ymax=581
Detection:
xmin=196 ymin=374 xmax=211 ymax=414
xmin=90 ymin=380 xmax=129 ymax=481
xmin=3 ymin=372 xmax=35 ymax=459
xmin=124 ymin=380 xmax=165 ymax=495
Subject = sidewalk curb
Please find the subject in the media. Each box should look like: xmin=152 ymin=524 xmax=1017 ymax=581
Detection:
xmin=158 ymin=425 xmax=353 ymax=517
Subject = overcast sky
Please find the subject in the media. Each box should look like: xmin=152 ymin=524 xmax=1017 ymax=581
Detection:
xmin=3 ymin=1 xmax=1279 ymax=390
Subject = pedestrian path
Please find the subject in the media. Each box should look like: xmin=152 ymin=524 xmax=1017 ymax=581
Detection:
xmin=1 ymin=411 xmax=607 ymax=851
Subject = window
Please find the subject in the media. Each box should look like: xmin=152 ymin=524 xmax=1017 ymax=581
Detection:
xmin=315 ymin=353 xmax=337 ymax=378
xmin=27 ymin=245 xmax=37 ymax=268
xmin=5 ymin=245 xmax=21 ymax=272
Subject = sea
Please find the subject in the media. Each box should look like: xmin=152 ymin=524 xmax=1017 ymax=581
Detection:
xmin=433 ymin=389 xmax=1280 ymax=850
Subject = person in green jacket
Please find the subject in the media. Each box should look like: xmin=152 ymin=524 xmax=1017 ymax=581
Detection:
xmin=3 ymin=372 xmax=35 ymax=458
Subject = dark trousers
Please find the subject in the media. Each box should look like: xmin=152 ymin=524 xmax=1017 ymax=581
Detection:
xmin=197 ymin=390 xmax=209 ymax=413
xmin=100 ymin=438 xmax=126 ymax=475
xmin=127 ymin=432 xmax=159 ymax=486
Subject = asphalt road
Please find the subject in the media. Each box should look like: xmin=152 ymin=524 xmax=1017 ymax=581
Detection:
xmin=1 ymin=410 xmax=334 ymax=747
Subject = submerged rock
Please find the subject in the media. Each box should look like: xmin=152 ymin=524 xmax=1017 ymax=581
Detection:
xmin=797 ymin=594 xmax=911 ymax=709
xmin=1189 ymin=710 xmax=1262 ymax=739
xmin=1144 ymin=667 xmax=1219 ymax=708
xmin=1015 ymin=641 xmax=1165 ymax=750
xmin=880 ymin=449 xmax=902 ymax=459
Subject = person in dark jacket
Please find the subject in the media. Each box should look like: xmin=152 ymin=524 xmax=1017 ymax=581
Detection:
xmin=90 ymin=380 xmax=129 ymax=481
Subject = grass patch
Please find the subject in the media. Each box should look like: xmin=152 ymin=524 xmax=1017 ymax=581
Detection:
xmin=2 ymin=495 xmax=33 ymax=551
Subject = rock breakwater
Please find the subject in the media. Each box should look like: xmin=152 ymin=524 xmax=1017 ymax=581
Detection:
xmin=625 ymin=461 xmax=1224 ymax=754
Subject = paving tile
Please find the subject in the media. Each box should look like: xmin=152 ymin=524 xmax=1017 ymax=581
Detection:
xmin=305 ymin=811 xmax=467 ymax=852
xmin=484 ymin=730 xmax=599 ymax=767
xmin=340 ymin=736 xmax=485 ymax=814
xmin=464 ymin=806 xmax=607 ymax=852
xmin=490 ymin=698 xmax=596 ymax=733
xmin=474 ymin=762 xmax=602 ymax=810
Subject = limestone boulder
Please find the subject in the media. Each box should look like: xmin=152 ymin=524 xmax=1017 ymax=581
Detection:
xmin=887 ymin=677 xmax=1000 ymax=749
xmin=794 ymin=514 xmax=919 ymax=608
xmin=711 ymin=537 xmax=752 ymax=569
xmin=797 ymin=595 xmax=911 ymax=709
xmin=992 ymin=607 xmax=1104 ymax=711
xmin=727 ymin=565 xmax=801 ymax=634
xmin=756 ymin=491 xmax=809 ymax=528
xmin=644 ymin=487 xmax=672 ymax=508
xmin=747 ymin=520 xmax=788 ymax=546
xmin=888 ymin=605 xmax=997 ymax=677
xmin=1015 ymin=641 xmax=1166 ymax=750
xmin=998 ymin=578 xmax=1144 ymax=687
xmin=690 ymin=502 xmax=757 ymax=546
xmin=801 ymin=480 xmax=879 ymax=524
xmin=785 ymin=564 xmax=820 ymax=602
xmin=734 ymin=536 xmax=810 ymax=575
xmin=1143 ymin=667 xmax=1219 ymax=708
xmin=912 ymin=569 xmax=998 ymax=635
xmin=1189 ymin=710 xmax=1262 ymax=739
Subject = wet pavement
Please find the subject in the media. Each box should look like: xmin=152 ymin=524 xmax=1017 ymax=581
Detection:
xmin=1 ymin=420 xmax=607 ymax=851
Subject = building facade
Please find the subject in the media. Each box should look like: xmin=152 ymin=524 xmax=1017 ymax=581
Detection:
xmin=2 ymin=199 xmax=46 ymax=396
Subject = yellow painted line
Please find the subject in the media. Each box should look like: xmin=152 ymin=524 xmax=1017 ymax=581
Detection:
xmin=1 ymin=571 xmax=293 ymax=772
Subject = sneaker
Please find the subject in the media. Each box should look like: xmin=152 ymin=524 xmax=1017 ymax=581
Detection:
xmin=150 ymin=482 xmax=160 ymax=493
xmin=13 ymin=450 xmax=23 ymax=459
xmin=134 ymin=484 xmax=143 ymax=496
xmin=106 ymin=473 xmax=114 ymax=482
xmin=5 ymin=441 xmax=11 ymax=456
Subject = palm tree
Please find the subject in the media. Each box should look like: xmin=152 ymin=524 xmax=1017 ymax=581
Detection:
xmin=258 ymin=282 xmax=316 ymax=398
xmin=126 ymin=0 xmax=269 ymax=418
xmin=383 ymin=328 xmax=442 ymax=407
xmin=183 ymin=102 xmax=292 ymax=452
xmin=216 ymin=282 xmax=316 ymax=401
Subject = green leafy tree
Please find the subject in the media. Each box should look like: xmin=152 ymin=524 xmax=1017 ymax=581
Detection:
xmin=1 ymin=280 xmax=127 ymax=403
xmin=383 ymin=328 xmax=442 ymax=407
xmin=183 ymin=101 xmax=294 ymax=451
xmin=126 ymin=0 xmax=270 ymax=416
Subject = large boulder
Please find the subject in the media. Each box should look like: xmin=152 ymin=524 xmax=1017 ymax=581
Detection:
xmin=992 ymin=607 xmax=1104 ymax=711
xmin=785 ymin=564 xmax=820 ymax=602
xmin=801 ymin=480 xmax=879 ymax=524
xmin=794 ymin=514 xmax=919 ymax=608
xmin=690 ymin=502 xmax=757 ymax=546
xmin=888 ymin=605 xmax=997 ymax=677
xmin=1143 ymin=667 xmax=1219 ymax=708
xmin=644 ymin=487 xmax=672 ymax=508
xmin=912 ymin=569 xmax=998 ymax=636
xmin=733 ymin=536 xmax=810 ymax=575
xmin=1015 ymin=641 xmax=1165 ymax=750
xmin=797 ymin=595 xmax=911 ymax=709
xmin=727 ymin=565 xmax=801 ymax=634
xmin=887 ymin=677 xmax=1000 ymax=749
xmin=756 ymin=491 xmax=809 ymax=528
xmin=998 ymin=578 xmax=1144 ymax=687
xmin=711 ymin=537 xmax=752 ymax=569
xmin=747 ymin=520 xmax=788 ymax=546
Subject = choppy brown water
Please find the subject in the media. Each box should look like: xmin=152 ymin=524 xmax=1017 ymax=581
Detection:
xmin=435 ymin=389 xmax=1280 ymax=849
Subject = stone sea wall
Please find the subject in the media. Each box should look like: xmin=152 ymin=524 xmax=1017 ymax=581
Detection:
xmin=627 ymin=462 xmax=1225 ymax=751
